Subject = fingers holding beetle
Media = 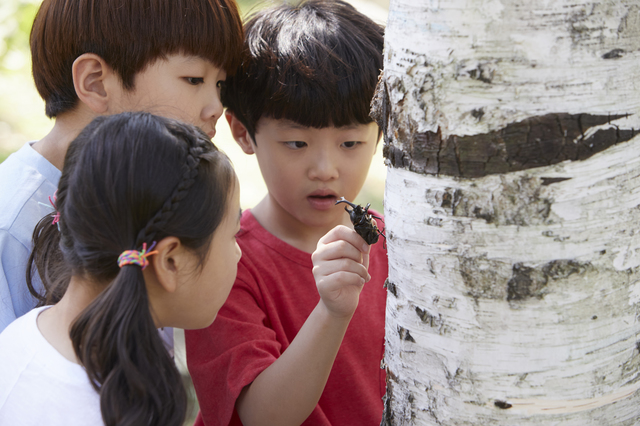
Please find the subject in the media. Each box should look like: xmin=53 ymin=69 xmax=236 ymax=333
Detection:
xmin=312 ymin=225 xmax=372 ymax=318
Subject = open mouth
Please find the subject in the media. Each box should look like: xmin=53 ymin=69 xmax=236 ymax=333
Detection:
xmin=309 ymin=194 xmax=336 ymax=200
xmin=307 ymin=193 xmax=338 ymax=210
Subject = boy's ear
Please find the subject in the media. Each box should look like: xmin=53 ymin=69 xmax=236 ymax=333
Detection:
xmin=72 ymin=53 xmax=117 ymax=114
xmin=226 ymin=110 xmax=256 ymax=154
xmin=143 ymin=236 xmax=189 ymax=295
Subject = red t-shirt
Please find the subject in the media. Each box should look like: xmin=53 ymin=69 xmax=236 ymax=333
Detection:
xmin=186 ymin=210 xmax=388 ymax=425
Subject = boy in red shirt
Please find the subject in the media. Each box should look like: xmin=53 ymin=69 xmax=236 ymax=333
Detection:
xmin=185 ymin=1 xmax=387 ymax=425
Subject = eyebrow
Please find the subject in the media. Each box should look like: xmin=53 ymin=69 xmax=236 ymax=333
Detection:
xmin=337 ymin=124 xmax=362 ymax=130
xmin=276 ymin=120 xmax=309 ymax=130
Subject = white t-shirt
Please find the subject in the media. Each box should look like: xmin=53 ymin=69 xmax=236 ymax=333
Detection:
xmin=0 ymin=306 xmax=103 ymax=425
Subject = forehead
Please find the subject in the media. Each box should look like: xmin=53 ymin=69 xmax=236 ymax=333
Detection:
xmin=256 ymin=117 xmax=372 ymax=133
xmin=142 ymin=53 xmax=221 ymax=72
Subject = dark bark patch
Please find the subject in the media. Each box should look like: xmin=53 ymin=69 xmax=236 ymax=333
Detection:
xmin=471 ymin=108 xmax=485 ymax=120
xmin=424 ymin=217 xmax=443 ymax=227
xmin=602 ymin=49 xmax=625 ymax=59
xmin=398 ymin=325 xmax=416 ymax=342
xmin=507 ymin=263 xmax=548 ymax=301
xmin=541 ymin=177 xmax=572 ymax=185
xmin=415 ymin=306 xmax=447 ymax=335
xmin=460 ymin=257 xmax=591 ymax=303
xmin=370 ymin=72 xmax=390 ymax=141
xmin=384 ymin=113 xmax=635 ymax=177
xmin=468 ymin=64 xmax=495 ymax=83
xmin=494 ymin=400 xmax=512 ymax=409
xmin=385 ymin=279 xmax=398 ymax=297
xmin=460 ymin=256 xmax=511 ymax=301
xmin=450 ymin=176 xmax=555 ymax=226
xmin=439 ymin=187 xmax=462 ymax=210
xmin=507 ymin=259 xmax=590 ymax=301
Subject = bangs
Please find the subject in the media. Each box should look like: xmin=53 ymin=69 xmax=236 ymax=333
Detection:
xmin=135 ymin=0 xmax=244 ymax=75
xmin=222 ymin=0 xmax=383 ymax=137
xmin=31 ymin=0 xmax=243 ymax=117
xmin=257 ymin=51 xmax=380 ymax=129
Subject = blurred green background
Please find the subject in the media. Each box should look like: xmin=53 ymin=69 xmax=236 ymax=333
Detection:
xmin=0 ymin=0 xmax=388 ymax=213
xmin=0 ymin=1 xmax=389 ymax=423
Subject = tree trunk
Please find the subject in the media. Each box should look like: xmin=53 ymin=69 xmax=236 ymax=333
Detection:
xmin=372 ymin=0 xmax=640 ymax=424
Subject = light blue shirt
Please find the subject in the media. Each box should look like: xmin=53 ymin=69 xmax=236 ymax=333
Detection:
xmin=0 ymin=142 xmax=60 ymax=332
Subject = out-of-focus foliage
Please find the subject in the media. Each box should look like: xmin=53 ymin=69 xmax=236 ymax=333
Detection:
xmin=0 ymin=0 xmax=48 ymax=163
xmin=0 ymin=0 xmax=39 ymax=72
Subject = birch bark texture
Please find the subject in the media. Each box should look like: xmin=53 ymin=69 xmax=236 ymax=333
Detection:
xmin=372 ymin=0 xmax=640 ymax=424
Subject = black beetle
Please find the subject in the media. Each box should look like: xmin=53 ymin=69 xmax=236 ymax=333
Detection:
xmin=335 ymin=197 xmax=386 ymax=245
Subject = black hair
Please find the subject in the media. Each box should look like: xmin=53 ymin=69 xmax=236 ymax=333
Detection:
xmin=222 ymin=0 xmax=384 ymax=141
xmin=28 ymin=112 xmax=236 ymax=426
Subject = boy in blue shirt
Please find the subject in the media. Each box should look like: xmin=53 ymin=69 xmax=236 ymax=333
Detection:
xmin=186 ymin=1 xmax=388 ymax=424
xmin=0 ymin=0 xmax=243 ymax=332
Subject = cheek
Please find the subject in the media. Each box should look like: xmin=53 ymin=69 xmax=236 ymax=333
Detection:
xmin=344 ymin=156 xmax=372 ymax=180
xmin=261 ymin=158 xmax=298 ymax=188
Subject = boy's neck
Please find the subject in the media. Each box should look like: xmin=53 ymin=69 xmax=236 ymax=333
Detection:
xmin=32 ymin=107 xmax=97 ymax=171
xmin=251 ymin=195 xmax=353 ymax=254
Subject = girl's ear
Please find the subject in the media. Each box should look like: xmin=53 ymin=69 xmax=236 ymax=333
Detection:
xmin=226 ymin=110 xmax=256 ymax=154
xmin=143 ymin=236 xmax=188 ymax=294
xmin=72 ymin=53 xmax=114 ymax=114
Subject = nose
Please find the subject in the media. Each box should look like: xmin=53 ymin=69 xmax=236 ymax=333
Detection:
xmin=308 ymin=151 xmax=339 ymax=182
xmin=201 ymin=88 xmax=224 ymax=126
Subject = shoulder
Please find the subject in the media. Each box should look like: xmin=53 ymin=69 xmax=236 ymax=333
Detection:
xmin=0 ymin=307 xmax=47 ymax=356
xmin=0 ymin=308 xmax=47 ymax=390
xmin=0 ymin=308 xmax=100 ymax=424
xmin=0 ymin=142 xmax=60 ymax=194
xmin=0 ymin=143 xmax=59 ymax=238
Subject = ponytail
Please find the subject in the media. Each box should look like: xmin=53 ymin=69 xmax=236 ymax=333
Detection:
xmin=70 ymin=266 xmax=186 ymax=426
xmin=30 ymin=112 xmax=235 ymax=426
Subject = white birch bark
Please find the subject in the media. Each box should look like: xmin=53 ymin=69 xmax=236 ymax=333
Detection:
xmin=375 ymin=0 xmax=640 ymax=424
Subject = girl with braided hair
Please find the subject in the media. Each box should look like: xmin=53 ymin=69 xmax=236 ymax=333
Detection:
xmin=0 ymin=112 xmax=242 ymax=426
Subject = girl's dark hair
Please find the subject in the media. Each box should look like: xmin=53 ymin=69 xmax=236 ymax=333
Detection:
xmin=222 ymin=0 xmax=385 ymax=141
xmin=30 ymin=0 xmax=243 ymax=118
xmin=28 ymin=112 xmax=236 ymax=426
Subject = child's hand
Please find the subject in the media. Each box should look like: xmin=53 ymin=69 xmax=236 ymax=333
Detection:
xmin=311 ymin=225 xmax=371 ymax=319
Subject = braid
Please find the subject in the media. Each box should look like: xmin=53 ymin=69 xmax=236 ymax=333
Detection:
xmin=32 ymin=112 xmax=236 ymax=426
xmin=136 ymin=129 xmax=212 ymax=245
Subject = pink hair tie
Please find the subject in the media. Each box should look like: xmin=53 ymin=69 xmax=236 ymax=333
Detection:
xmin=117 ymin=242 xmax=158 ymax=270
xmin=48 ymin=192 xmax=60 ymax=227
xmin=39 ymin=191 xmax=60 ymax=230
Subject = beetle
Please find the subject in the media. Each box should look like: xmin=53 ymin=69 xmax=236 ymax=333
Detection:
xmin=335 ymin=197 xmax=386 ymax=245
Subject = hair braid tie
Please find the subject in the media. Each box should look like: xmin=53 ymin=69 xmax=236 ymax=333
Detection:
xmin=117 ymin=242 xmax=158 ymax=270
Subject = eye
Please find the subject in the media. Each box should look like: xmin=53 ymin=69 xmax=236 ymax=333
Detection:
xmin=342 ymin=141 xmax=361 ymax=149
xmin=185 ymin=77 xmax=204 ymax=85
xmin=283 ymin=141 xmax=307 ymax=149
